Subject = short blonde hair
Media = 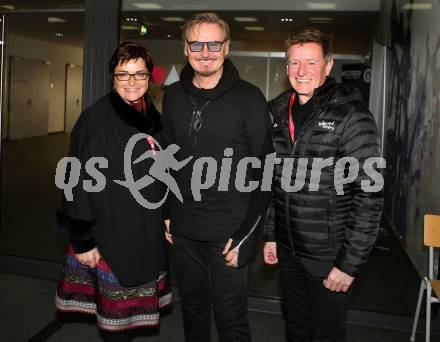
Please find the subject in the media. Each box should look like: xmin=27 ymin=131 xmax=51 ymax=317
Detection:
xmin=182 ymin=12 xmax=230 ymax=41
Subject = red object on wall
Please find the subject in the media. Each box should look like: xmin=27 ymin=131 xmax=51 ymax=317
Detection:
xmin=151 ymin=65 xmax=167 ymax=85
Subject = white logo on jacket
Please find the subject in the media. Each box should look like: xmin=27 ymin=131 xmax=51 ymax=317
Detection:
xmin=318 ymin=120 xmax=335 ymax=131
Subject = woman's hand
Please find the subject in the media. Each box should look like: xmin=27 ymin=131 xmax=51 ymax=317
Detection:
xmin=164 ymin=219 xmax=173 ymax=244
xmin=75 ymin=247 xmax=101 ymax=268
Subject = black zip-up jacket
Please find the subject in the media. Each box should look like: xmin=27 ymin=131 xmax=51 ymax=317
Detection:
xmin=265 ymin=78 xmax=383 ymax=277
xmin=162 ymin=59 xmax=273 ymax=266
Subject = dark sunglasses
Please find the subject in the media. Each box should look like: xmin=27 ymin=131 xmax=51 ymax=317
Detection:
xmin=186 ymin=40 xmax=226 ymax=52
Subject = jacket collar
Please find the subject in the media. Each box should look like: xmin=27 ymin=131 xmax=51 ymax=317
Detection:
xmin=312 ymin=77 xmax=336 ymax=106
xmin=269 ymin=89 xmax=292 ymax=136
xmin=109 ymin=91 xmax=162 ymax=135
xmin=312 ymin=77 xmax=363 ymax=106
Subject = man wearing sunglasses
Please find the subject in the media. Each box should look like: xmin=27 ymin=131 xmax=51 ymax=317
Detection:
xmin=162 ymin=12 xmax=273 ymax=342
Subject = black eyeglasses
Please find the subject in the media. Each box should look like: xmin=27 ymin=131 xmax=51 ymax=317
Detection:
xmin=114 ymin=72 xmax=150 ymax=81
xmin=186 ymin=40 xmax=226 ymax=52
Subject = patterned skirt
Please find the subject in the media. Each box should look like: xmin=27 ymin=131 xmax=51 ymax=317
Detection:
xmin=55 ymin=246 xmax=172 ymax=332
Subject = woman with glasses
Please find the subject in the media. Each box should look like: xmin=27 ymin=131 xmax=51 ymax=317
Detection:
xmin=55 ymin=42 xmax=171 ymax=342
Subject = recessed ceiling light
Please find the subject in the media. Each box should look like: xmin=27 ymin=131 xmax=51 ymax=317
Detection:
xmin=121 ymin=25 xmax=138 ymax=31
xmin=161 ymin=17 xmax=185 ymax=22
xmin=307 ymin=3 xmax=336 ymax=10
xmin=244 ymin=26 xmax=265 ymax=31
xmin=402 ymin=3 xmax=432 ymax=10
xmin=54 ymin=33 xmax=64 ymax=37
xmin=281 ymin=18 xmax=294 ymax=22
xmin=125 ymin=17 xmax=138 ymax=22
xmin=234 ymin=17 xmax=258 ymax=22
xmin=0 ymin=5 xmax=14 ymax=10
xmin=309 ymin=17 xmax=334 ymax=22
xmin=167 ymin=34 xmax=173 ymax=38
xmin=48 ymin=17 xmax=66 ymax=23
xmin=132 ymin=2 xmax=163 ymax=9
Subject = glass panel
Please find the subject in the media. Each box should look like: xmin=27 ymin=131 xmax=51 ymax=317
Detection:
xmin=229 ymin=54 xmax=268 ymax=97
xmin=268 ymin=56 xmax=290 ymax=100
xmin=0 ymin=3 xmax=85 ymax=262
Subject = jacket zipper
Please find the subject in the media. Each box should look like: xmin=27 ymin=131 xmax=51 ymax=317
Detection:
xmin=235 ymin=215 xmax=262 ymax=251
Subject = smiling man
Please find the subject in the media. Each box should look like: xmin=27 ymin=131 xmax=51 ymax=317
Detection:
xmin=263 ymin=29 xmax=383 ymax=341
xmin=162 ymin=13 xmax=273 ymax=342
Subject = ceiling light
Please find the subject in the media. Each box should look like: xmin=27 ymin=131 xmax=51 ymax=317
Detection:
xmin=0 ymin=5 xmax=14 ymax=10
xmin=234 ymin=17 xmax=258 ymax=22
xmin=161 ymin=17 xmax=185 ymax=22
xmin=309 ymin=17 xmax=334 ymax=22
xmin=121 ymin=25 xmax=138 ymax=30
xmin=402 ymin=3 xmax=432 ymax=10
xmin=307 ymin=3 xmax=336 ymax=10
xmin=132 ymin=2 xmax=163 ymax=9
xmin=167 ymin=34 xmax=173 ymax=38
xmin=125 ymin=17 xmax=138 ymax=22
xmin=48 ymin=17 xmax=67 ymax=23
xmin=54 ymin=33 xmax=64 ymax=37
xmin=281 ymin=18 xmax=294 ymax=22
xmin=244 ymin=26 xmax=265 ymax=31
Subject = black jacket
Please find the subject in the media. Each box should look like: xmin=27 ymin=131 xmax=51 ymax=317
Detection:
xmin=265 ymin=78 xmax=383 ymax=277
xmin=57 ymin=91 xmax=167 ymax=286
xmin=162 ymin=59 xmax=273 ymax=266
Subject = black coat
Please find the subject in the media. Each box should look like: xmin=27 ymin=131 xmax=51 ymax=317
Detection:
xmin=265 ymin=78 xmax=383 ymax=277
xmin=57 ymin=91 xmax=167 ymax=286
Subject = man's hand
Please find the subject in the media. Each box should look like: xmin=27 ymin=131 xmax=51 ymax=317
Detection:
xmin=76 ymin=247 xmax=101 ymax=268
xmin=164 ymin=219 xmax=173 ymax=244
xmin=263 ymin=242 xmax=278 ymax=265
xmin=222 ymin=239 xmax=238 ymax=268
xmin=323 ymin=267 xmax=354 ymax=292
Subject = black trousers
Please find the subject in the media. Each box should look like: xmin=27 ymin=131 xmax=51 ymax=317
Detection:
xmin=173 ymin=235 xmax=251 ymax=342
xmin=278 ymin=247 xmax=351 ymax=342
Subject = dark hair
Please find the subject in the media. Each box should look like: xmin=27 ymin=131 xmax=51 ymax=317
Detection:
xmin=285 ymin=28 xmax=332 ymax=60
xmin=182 ymin=12 xmax=230 ymax=42
xmin=108 ymin=41 xmax=153 ymax=74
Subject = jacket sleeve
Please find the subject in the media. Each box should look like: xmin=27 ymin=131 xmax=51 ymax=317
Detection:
xmin=160 ymin=89 xmax=173 ymax=221
xmin=263 ymin=196 xmax=276 ymax=242
xmin=56 ymin=111 xmax=98 ymax=254
xmin=333 ymin=103 xmax=383 ymax=276
xmin=230 ymin=88 xmax=274 ymax=267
